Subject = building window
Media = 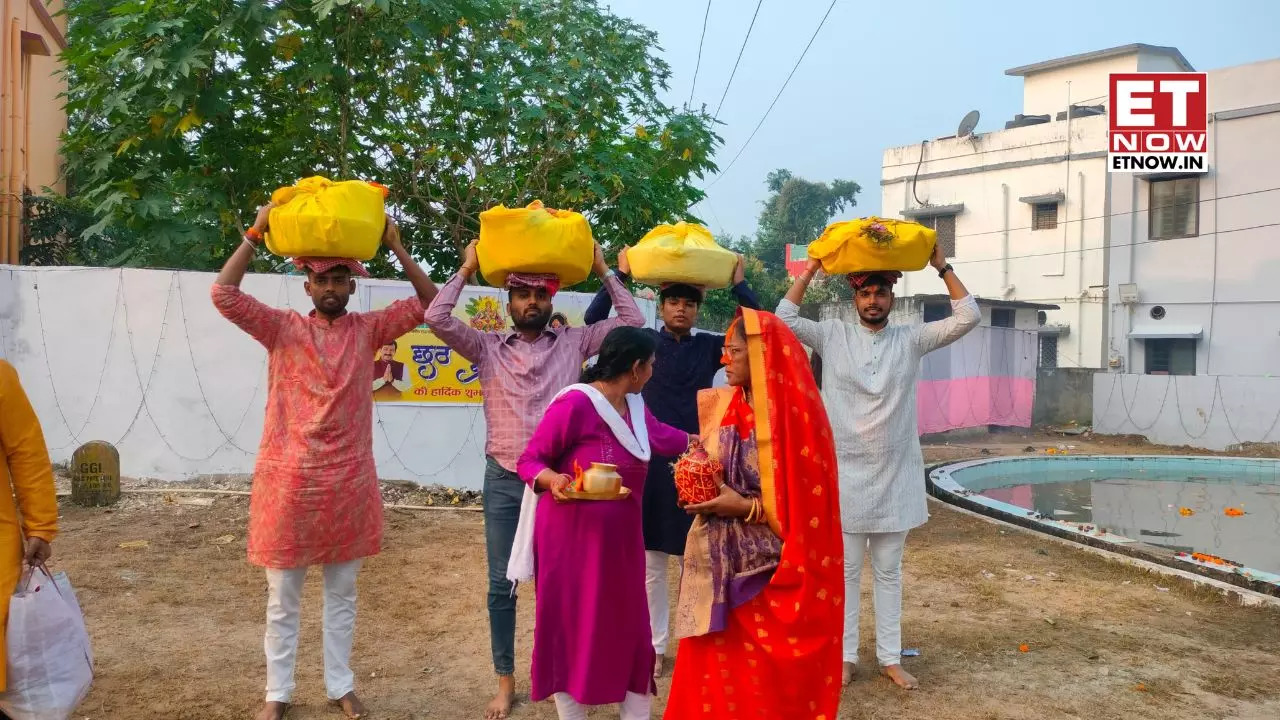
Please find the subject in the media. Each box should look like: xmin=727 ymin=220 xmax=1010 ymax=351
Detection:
xmin=991 ymin=308 xmax=1015 ymax=328
xmin=1039 ymin=336 xmax=1058 ymax=368
xmin=1149 ymin=178 xmax=1199 ymax=240
xmin=918 ymin=214 xmax=956 ymax=258
xmin=1032 ymin=202 xmax=1058 ymax=230
xmin=1145 ymin=339 xmax=1196 ymax=375
xmin=923 ymin=303 xmax=951 ymax=322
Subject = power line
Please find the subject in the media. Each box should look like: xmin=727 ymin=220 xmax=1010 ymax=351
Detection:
xmin=713 ymin=0 xmax=765 ymax=121
xmin=949 ymin=219 xmax=1280 ymax=268
xmin=688 ymin=0 xmax=713 ymax=107
xmin=948 ymin=185 xmax=1280 ymax=242
xmin=706 ymin=0 xmax=839 ymax=188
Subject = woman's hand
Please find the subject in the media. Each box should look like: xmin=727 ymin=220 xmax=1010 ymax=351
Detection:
xmin=23 ymin=538 xmax=51 ymax=568
xmin=684 ymin=484 xmax=753 ymax=518
xmin=535 ymin=470 xmax=573 ymax=502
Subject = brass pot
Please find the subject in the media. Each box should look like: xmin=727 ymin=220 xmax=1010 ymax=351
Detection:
xmin=580 ymin=462 xmax=623 ymax=494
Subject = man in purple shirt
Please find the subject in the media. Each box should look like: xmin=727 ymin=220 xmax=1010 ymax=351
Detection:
xmin=424 ymin=239 xmax=645 ymax=719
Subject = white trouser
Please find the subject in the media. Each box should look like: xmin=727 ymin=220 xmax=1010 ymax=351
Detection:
xmin=842 ymin=531 xmax=908 ymax=667
xmin=644 ymin=551 xmax=680 ymax=656
xmin=264 ymin=559 xmax=362 ymax=703
xmin=554 ymin=692 xmax=651 ymax=720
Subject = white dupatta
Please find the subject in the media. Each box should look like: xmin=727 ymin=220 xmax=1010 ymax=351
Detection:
xmin=506 ymin=384 xmax=650 ymax=586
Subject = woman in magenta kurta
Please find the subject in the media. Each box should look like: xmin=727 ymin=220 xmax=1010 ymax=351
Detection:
xmin=517 ymin=327 xmax=691 ymax=720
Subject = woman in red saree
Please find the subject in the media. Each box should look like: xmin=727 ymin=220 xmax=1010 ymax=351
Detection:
xmin=664 ymin=308 xmax=844 ymax=720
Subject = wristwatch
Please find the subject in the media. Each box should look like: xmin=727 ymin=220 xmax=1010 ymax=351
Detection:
xmin=938 ymin=263 xmax=953 ymax=278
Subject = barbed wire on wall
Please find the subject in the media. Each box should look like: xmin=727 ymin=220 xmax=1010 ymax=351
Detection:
xmin=1095 ymin=372 xmax=1280 ymax=447
xmin=373 ymin=402 xmax=487 ymax=481
xmin=13 ymin=265 xmax=1054 ymax=473
xmin=174 ymin=272 xmax=274 ymax=455
xmin=114 ymin=271 xmax=254 ymax=462
xmin=4 ymin=267 xmax=525 ymax=481
xmin=13 ymin=265 xmax=1280 ymax=483
xmin=30 ymin=269 xmax=124 ymax=445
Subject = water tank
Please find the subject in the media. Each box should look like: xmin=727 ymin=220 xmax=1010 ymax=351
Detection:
xmin=1004 ymin=114 xmax=1051 ymax=130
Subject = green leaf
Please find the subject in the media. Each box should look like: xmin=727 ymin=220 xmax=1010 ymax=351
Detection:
xmin=106 ymin=247 xmax=137 ymax=266
xmin=57 ymin=0 xmax=723 ymax=274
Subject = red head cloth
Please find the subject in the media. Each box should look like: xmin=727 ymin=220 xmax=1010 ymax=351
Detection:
xmin=293 ymin=257 xmax=371 ymax=278
xmin=506 ymin=272 xmax=561 ymax=297
xmin=846 ymin=270 xmax=903 ymax=289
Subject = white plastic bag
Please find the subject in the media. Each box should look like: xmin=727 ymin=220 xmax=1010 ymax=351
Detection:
xmin=505 ymin=486 xmax=538 ymax=587
xmin=0 ymin=568 xmax=93 ymax=720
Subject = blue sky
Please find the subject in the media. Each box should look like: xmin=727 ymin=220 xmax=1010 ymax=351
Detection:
xmin=604 ymin=0 xmax=1280 ymax=240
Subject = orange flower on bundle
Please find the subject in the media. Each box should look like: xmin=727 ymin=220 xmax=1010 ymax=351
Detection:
xmin=674 ymin=443 xmax=722 ymax=505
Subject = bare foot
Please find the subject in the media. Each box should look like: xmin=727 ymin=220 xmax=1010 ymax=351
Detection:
xmin=256 ymin=702 xmax=288 ymax=720
xmin=329 ymin=692 xmax=366 ymax=719
xmin=654 ymin=655 xmax=673 ymax=679
xmin=880 ymin=664 xmax=919 ymax=690
xmin=841 ymin=661 xmax=857 ymax=687
xmin=485 ymin=675 xmax=516 ymax=719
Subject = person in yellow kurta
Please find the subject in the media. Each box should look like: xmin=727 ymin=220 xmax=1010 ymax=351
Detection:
xmin=0 ymin=359 xmax=60 ymax=691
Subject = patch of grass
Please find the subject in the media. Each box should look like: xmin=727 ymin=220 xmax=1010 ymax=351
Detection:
xmin=1199 ymin=670 xmax=1279 ymax=701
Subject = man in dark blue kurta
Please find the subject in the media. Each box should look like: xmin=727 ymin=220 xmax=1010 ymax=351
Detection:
xmin=583 ymin=248 xmax=761 ymax=676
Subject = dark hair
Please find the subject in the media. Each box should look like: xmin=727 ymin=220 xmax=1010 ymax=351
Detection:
xmin=580 ymin=327 xmax=657 ymax=383
xmin=659 ymin=283 xmax=704 ymax=305
xmin=549 ymin=312 xmax=568 ymax=326
xmin=381 ymin=340 xmax=398 ymax=350
xmin=856 ymin=274 xmax=897 ymax=292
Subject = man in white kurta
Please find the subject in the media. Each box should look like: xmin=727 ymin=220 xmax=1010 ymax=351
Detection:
xmin=777 ymin=244 xmax=979 ymax=690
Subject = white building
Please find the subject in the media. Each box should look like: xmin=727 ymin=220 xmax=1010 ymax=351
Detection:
xmin=1096 ymin=56 xmax=1280 ymax=449
xmin=881 ymin=44 xmax=1195 ymax=370
xmin=880 ymin=42 xmax=1280 ymax=448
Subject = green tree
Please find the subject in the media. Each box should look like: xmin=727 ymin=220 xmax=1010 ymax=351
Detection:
xmin=57 ymin=0 xmax=719 ymax=280
xmin=695 ymin=169 xmax=862 ymax=330
xmin=751 ymin=169 xmax=860 ymax=268
xmin=696 ymin=235 xmax=790 ymax=332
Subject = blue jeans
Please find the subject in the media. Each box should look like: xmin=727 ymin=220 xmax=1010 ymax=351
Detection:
xmin=483 ymin=456 xmax=523 ymax=676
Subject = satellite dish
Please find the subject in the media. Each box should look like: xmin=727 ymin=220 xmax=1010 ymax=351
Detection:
xmin=957 ymin=110 xmax=980 ymax=138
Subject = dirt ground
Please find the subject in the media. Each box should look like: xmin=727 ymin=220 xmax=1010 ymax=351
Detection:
xmin=53 ymin=431 xmax=1280 ymax=719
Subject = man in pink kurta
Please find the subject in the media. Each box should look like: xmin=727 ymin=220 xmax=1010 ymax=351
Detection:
xmin=213 ymin=205 xmax=438 ymax=720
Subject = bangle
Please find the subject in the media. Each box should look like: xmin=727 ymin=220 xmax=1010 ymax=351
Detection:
xmin=744 ymin=499 xmax=757 ymax=524
xmin=245 ymin=227 xmax=263 ymax=242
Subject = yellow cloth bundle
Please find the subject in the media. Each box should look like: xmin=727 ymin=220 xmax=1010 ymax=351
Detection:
xmin=627 ymin=221 xmax=737 ymax=289
xmin=265 ymin=177 xmax=388 ymax=261
xmin=477 ymin=201 xmax=595 ymax=287
xmin=807 ymin=216 xmax=936 ymax=274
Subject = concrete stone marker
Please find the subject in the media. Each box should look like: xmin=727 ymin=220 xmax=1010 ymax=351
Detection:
xmin=71 ymin=441 xmax=121 ymax=507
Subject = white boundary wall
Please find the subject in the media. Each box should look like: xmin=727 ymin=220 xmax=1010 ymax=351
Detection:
xmin=1093 ymin=373 xmax=1280 ymax=450
xmin=0 ymin=265 xmax=656 ymax=487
